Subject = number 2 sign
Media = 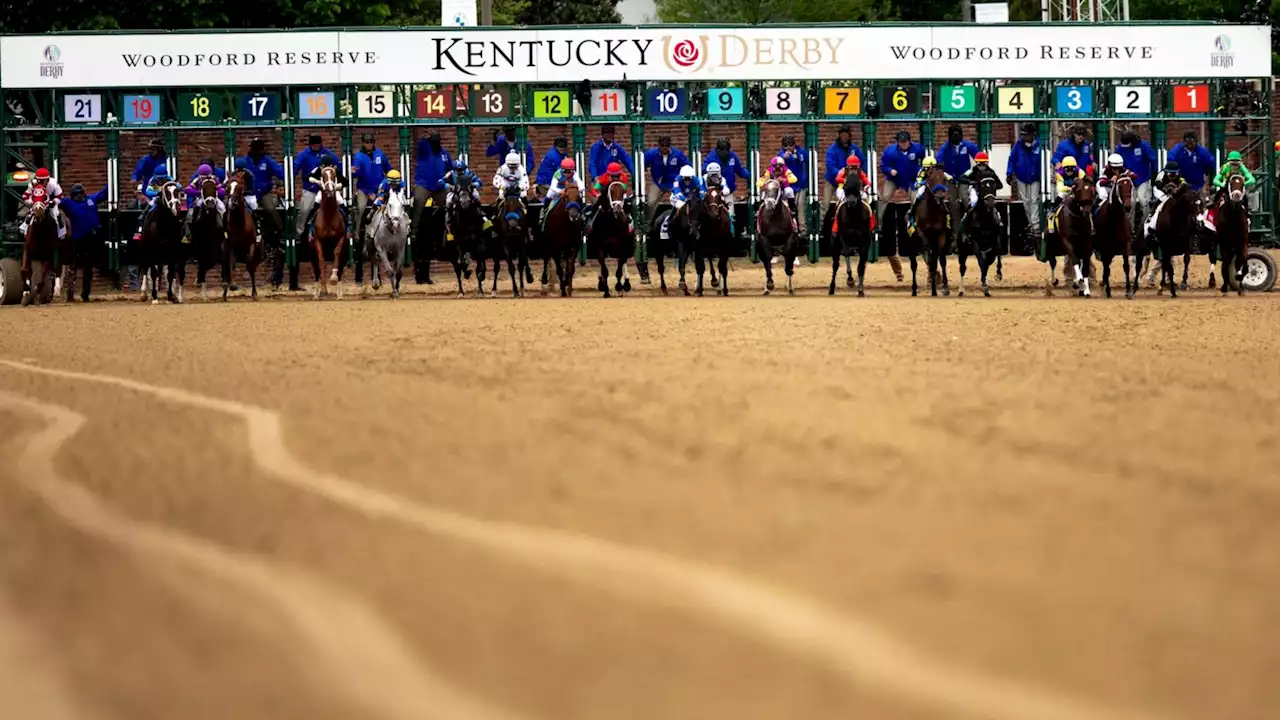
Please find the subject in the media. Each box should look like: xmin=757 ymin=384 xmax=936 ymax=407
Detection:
xmin=1112 ymin=86 xmax=1152 ymax=115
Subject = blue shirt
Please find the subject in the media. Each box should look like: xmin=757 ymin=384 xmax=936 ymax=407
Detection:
xmin=1051 ymin=139 xmax=1095 ymax=173
xmin=776 ymin=147 xmax=808 ymax=188
xmin=1166 ymin=143 xmax=1217 ymax=190
xmin=672 ymin=175 xmax=707 ymax=202
xmin=352 ymin=148 xmax=393 ymax=195
xmin=1006 ymin=140 xmax=1042 ymax=185
xmin=643 ymin=147 xmax=690 ymax=192
xmin=294 ymin=148 xmax=334 ymax=192
xmin=536 ymin=148 xmax=571 ymax=187
xmin=936 ymin=140 xmax=981 ymax=178
xmin=824 ymin=142 xmax=867 ymax=187
xmin=414 ymin=139 xmax=453 ymax=191
xmin=485 ymin=135 xmax=536 ymax=174
xmin=702 ymin=150 xmax=750 ymax=193
xmin=132 ymin=153 xmax=168 ymax=184
xmin=62 ymin=187 xmax=108 ymax=240
xmin=588 ymin=139 xmax=634 ymax=178
xmin=1113 ymin=141 xmax=1157 ymax=186
xmin=879 ymin=143 xmax=926 ymax=184
xmin=241 ymin=153 xmax=285 ymax=197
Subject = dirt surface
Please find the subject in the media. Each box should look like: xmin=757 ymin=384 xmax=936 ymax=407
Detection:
xmin=1 ymin=256 xmax=1278 ymax=720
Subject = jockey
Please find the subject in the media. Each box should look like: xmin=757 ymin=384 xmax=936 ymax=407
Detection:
xmin=232 ymin=158 xmax=260 ymax=212
xmin=671 ymin=165 xmax=705 ymax=213
xmin=541 ymin=157 xmax=588 ymax=231
xmin=757 ymin=156 xmax=799 ymax=230
xmin=589 ymin=162 xmax=634 ymax=233
xmin=492 ymin=151 xmax=530 ymax=201
xmin=301 ymin=154 xmax=350 ymax=236
xmin=913 ymin=156 xmax=952 ymax=201
xmin=699 ymin=162 xmax=735 ymax=234
xmin=831 ymin=156 xmax=875 ymax=234
xmin=1095 ymin=153 xmax=1137 ymax=204
xmin=133 ymin=164 xmax=172 ymax=240
xmin=368 ymin=169 xmax=410 ymax=238
xmin=185 ymin=163 xmax=226 ymax=212
xmin=20 ymin=167 xmax=65 ymax=238
xmin=1053 ymin=156 xmax=1085 ymax=201
xmin=1146 ymin=161 xmax=1190 ymax=239
xmin=444 ymin=158 xmax=483 ymax=209
xmin=1212 ymin=150 xmax=1256 ymax=210
xmin=960 ymin=152 xmax=1003 ymax=230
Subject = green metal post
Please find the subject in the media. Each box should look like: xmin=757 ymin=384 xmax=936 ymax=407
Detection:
xmin=977 ymin=122 xmax=993 ymax=152
xmin=864 ymin=122 xmax=879 ymax=262
xmin=106 ymin=130 xmax=121 ymax=272
xmin=341 ymin=126 xmax=355 ymax=265
xmin=399 ymin=125 xmax=413 ymax=265
xmin=282 ymin=127 xmax=297 ymax=268
xmin=920 ymin=122 xmax=935 ymax=151
xmin=458 ymin=125 xmax=471 ymax=163
xmin=804 ymin=120 xmax=820 ymax=247
xmin=631 ymin=122 xmax=647 ymax=263
xmin=573 ymin=124 xmax=588 ymax=264
xmin=1209 ymin=120 xmax=1226 ymax=156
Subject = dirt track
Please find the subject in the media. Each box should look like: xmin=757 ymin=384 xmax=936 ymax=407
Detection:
xmin=1 ymin=256 xmax=1279 ymax=720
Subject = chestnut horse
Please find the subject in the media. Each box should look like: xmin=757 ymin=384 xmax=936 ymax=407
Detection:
xmin=912 ymin=166 xmax=951 ymax=297
xmin=1050 ymin=175 xmax=1096 ymax=297
xmin=224 ymin=175 xmax=263 ymax=300
xmin=830 ymin=170 xmax=873 ymax=296
xmin=698 ymin=184 xmax=734 ymax=296
xmin=188 ymin=176 xmax=223 ymax=302
xmin=756 ymin=179 xmax=802 ymax=296
xmin=541 ymin=185 xmax=584 ymax=297
xmin=20 ymin=186 xmax=64 ymax=306
xmin=589 ymin=181 xmax=636 ymax=298
xmin=311 ymin=166 xmax=348 ymax=298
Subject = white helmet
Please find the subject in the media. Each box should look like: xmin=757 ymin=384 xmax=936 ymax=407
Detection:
xmin=1107 ymin=153 xmax=1124 ymax=167
xmin=679 ymin=165 xmax=696 ymax=179
xmin=505 ymin=152 xmax=520 ymax=166
xmin=705 ymin=162 xmax=722 ymax=174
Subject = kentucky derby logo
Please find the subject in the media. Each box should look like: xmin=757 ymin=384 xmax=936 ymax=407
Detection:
xmin=40 ymin=45 xmax=64 ymax=79
xmin=663 ymin=35 xmax=709 ymax=73
xmin=1211 ymin=34 xmax=1234 ymax=69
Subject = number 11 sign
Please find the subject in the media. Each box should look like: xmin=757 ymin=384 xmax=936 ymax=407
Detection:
xmin=591 ymin=89 xmax=627 ymax=117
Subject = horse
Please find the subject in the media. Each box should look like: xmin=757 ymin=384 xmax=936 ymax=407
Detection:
xmin=588 ymin=181 xmax=636 ymax=298
xmin=1152 ymin=182 xmax=1197 ymax=299
xmin=446 ymin=175 xmax=487 ymax=297
xmin=830 ymin=171 xmax=873 ymax=296
xmin=541 ymin=185 xmax=584 ymax=297
xmin=697 ymin=184 xmax=734 ymax=296
xmin=1048 ymin=175 xmax=1097 ymax=297
xmin=309 ymin=166 xmax=349 ymax=299
xmin=19 ymin=186 xmax=64 ymax=306
xmin=958 ymin=177 xmax=1002 ymax=298
xmin=187 ymin=176 xmax=224 ymax=302
xmin=756 ymin=179 xmax=802 ymax=295
xmin=911 ymin=166 xmax=951 ymax=297
xmin=490 ymin=188 xmax=529 ymax=298
xmin=136 ymin=182 xmax=184 ymax=304
xmin=1094 ymin=174 xmax=1135 ymax=299
xmin=370 ymin=189 xmax=409 ymax=299
xmin=224 ymin=176 xmax=262 ymax=301
xmin=1214 ymin=174 xmax=1251 ymax=296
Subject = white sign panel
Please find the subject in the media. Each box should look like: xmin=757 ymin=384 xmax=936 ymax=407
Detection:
xmin=63 ymin=93 xmax=102 ymax=123
xmin=973 ymin=3 xmax=1010 ymax=23
xmin=1112 ymin=85 xmax=1152 ymax=114
xmin=1 ymin=25 xmax=1269 ymax=88
xmin=589 ymin=88 xmax=627 ymax=116
xmin=765 ymin=87 xmax=800 ymax=115
xmin=356 ymin=90 xmax=394 ymax=118
xmin=441 ymin=0 xmax=477 ymax=27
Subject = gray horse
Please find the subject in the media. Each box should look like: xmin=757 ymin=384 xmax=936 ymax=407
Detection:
xmin=369 ymin=190 xmax=410 ymax=298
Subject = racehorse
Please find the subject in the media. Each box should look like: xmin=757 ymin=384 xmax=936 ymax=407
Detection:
xmin=1153 ymin=181 xmax=1197 ymax=299
xmin=20 ymin=186 xmax=64 ymax=306
xmin=370 ymin=188 xmax=409 ymax=299
xmin=958 ymin=177 xmax=1001 ymax=298
xmin=224 ymin=176 xmax=262 ymax=301
xmin=446 ymin=175 xmax=487 ymax=297
xmin=912 ymin=166 xmax=951 ymax=297
xmin=697 ymin=184 xmax=734 ymax=296
xmin=668 ymin=186 xmax=703 ymax=296
xmin=830 ymin=171 xmax=872 ymax=296
xmin=1214 ymin=174 xmax=1251 ymax=296
xmin=1050 ymin=175 xmax=1096 ymax=297
xmin=188 ymin=176 xmax=223 ymax=302
xmin=311 ymin=166 xmax=349 ymax=299
xmin=541 ymin=186 xmax=583 ymax=297
xmin=588 ymin=181 xmax=636 ymax=298
xmin=492 ymin=188 xmax=529 ymax=298
xmin=1095 ymin=173 xmax=1135 ymax=299
xmin=136 ymin=182 xmax=184 ymax=304
xmin=756 ymin=179 xmax=802 ymax=295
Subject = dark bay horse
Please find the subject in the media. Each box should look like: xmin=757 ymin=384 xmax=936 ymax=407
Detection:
xmin=1095 ymin=174 xmax=1135 ymax=299
xmin=189 ymin=176 xmax=223 ymax=302
xmin=224 ymin=175 xmax=262 ymax=301
xmin=1153 ymin=182 xmax=1197 ymax=299
xmin=541 ymin=185 xmax=583 ymax=297
xmin=137 ymin=182 xmax=184 ymax=304
xmin=698 ymin=184 xmax=734 ymax=296
xmin=589 ymin=181 xmax=636 ymax=298
xmin=20 ymin=186 xmax=64 ymax=306
xmin=492 ymin=189 xmax=529 ymax=298
xmin=1214 ymin=174 xmax=1251 ymax=296
xmin=830 ymin=171 xmax=872 ymax=296
xmin=668 ymin=186 xmax=702 ymax=295
xmin=756 ymin=179 xmax=802 ymax=295
xmin=311 ymin=166 xmax=349 ymax=299
xmin=446 ymin=175 xmax=486 ymax=297
xmin=958 ymin=177 xmax=1001 ymax=298
xmin=1050 ymin=175 xmax=1096 ymax=297
xmin=912 ymin=166 xmax=950 ymax=297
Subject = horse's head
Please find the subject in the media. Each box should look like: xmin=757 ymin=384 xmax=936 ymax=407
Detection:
xmin=1072 ymin=175 xmax=1096 ymax=207
xmin=979 ymin=177 xmax=999 ymax=210
xmin=1111 ymin=174 xmax=1134 ymax=211
xmin=563 ymin=186 xmax=582 ymax=221
xmin=320 ymin=166 xmax=338 ymax=198
xmin=1227 ymin=174 xmax=1247 ymax=204
xmin=761 ymin=179 xmax=781 ymax=210
xmin=385 ymin=190 xmax=404 ymax=233
xmin=843 ymin=170 xmax=864 ymax=198
xmin=200 ymin=176 xmax=218 ymax=199
xmin=161 ymin=182 xmax=183 ymax=215
xmin=606 ymin=181 xmax=627 ymax=216
xmin=705 ymin=187 xmax=727 ymax=219
xmin=226 ymin=178 xmax=243 ymax=210
xmin=925 ymin=166 xmax=947 ymax=189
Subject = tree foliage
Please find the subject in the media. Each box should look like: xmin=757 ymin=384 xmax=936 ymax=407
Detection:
xmin=515 ymin=0 xmax=621 ymax=25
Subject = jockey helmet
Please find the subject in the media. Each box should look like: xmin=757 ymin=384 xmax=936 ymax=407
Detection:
xmin=921 ymin=156 xmax=937 ymax=168
xmin=234 ymin=158 xmax=251 ymax=170
xmin=34 ymin=168 xmax=51 ymax=181
xmin=1163 ymin=161 xmax=1180 ymax=174
xmin=386 ymin=169 xmax=402 ymax=182
xmin=559 ymin=158 xmax=576 ymax=171
xmin=1227 ymin=150 xmax=1243 ymax=162
xmin=1274 ymin=140 xmax=1280 ymax=152
xmin=705 ymin=162 xmax=722 ymax=174
xmin=770 ymin=157 xmax=786 ymax=169
xmin=505 ymin=152 xmax=520 ymax=167
xmin=1061 ymin=156 xmax=1078 ymax=168
xmin=453 ymin=158 xmax=468 ymax=171
xmin=974 ymin=152 xmax=989 ymax=163
xmin=679 ymin=166 xmax=696 ymax=179
xmin=1107 ymin=153 xmax=1124 ymax=167
xmin=320 ymin=154 xmax=336 ymax=167
xmin=845 ymin=155 xmax=859 ymax=167
xmin=153 ymin=164 xmax=169 ymax=178
xmin=607 ymin=162 xmax=623 ymax=175
xmin=197 ymin=163 xmax=213 ymax=176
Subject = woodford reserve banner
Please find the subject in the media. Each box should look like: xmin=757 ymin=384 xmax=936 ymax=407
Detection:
xmin=0 ymin=24 xmax=1269 ymax=89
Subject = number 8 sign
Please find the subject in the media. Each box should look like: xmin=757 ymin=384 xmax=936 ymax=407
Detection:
xmin=765 ymin=87 xmax=800 ymax=116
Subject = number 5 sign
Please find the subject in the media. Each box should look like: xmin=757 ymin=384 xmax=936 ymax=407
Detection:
xmin=938 ymin=86 xmax=976 ymax=115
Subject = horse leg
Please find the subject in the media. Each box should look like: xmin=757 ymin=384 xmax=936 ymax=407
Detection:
xmin=506 ymin=252 xmax=520 ymax=298
xmin=979 ymin=251 xmax=992 ymax=298
xmin=762 ymin=248 xmax=774 ymax=296
xmin=928 ymin=244 xmax=939 ymax=297
xmin=938 ymin=243 xmax=950 ymax=297
xmin=785 ymin=252 xmax=796 ymax=296
xmin=717 ymin=255 xmax=729 ymax=297
xmin=655 ymin=247 xmax=668 ymax=296
xmin=1220 ymin=247 xmax=1231 ymax=296
xmin=677 ymin=240 xmax=690 ymax=295
xmin=909 ymin=255 xmax=919 ymax=297
xmin=856 ymin=250 xmax=867 ymax=298
xmin=996 ymin=254 xmax=1004 ymax=282
xmin=222 ymin=242 xmax=233 ymax=302
xmin=1180 ymin=252 xmax=1190 ymax=291
xmin=597 ymin=252 xmax=611 ymax=298
xmin=958 ymin=248 xmax=967 ymax=298
xmin=616 ymin=255 xmax=630 ymax=294
xmin=829 ymin=251 xmax=839 ymax=295
xmin=694 ymin=251 xmax=706 ymax=297
xmin=845 ymin=254 xmax=855 ymax=288
xmin=1162 ymin=252 xmax=1177 ymax=299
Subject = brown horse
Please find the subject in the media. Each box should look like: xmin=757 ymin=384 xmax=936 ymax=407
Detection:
xmin=1049 ymin=175 xmax=1096 ymax=297
xmin=911 ymin=166 xmax=950 ymax=297
xmin=137 ymin=182 xmax=184 ymax=304
xmin=492 ymin=191 xmax=529 ymax=298
xmin=830 ymin=171 xmax=873 ymax=296
xmin=1214 ymin=174 xmax=1251 ymax=296
xmin=1095 ymin=174 xmax=1135 ymax=299
xmin=588 ymin=181 xmax=635 ymax=298
xmin=20 ymin=186 xmax=64 ymax=306
xmin=958 ymin=177 xmax=1001 ymax=298
xmin=188 ymin=176 xmax=223 ymax=302
xmin=311 ymin=166 xmax=348 ymax=299
xmin=1153 ymin=182 xmax=1197 ymax=299
xmin=541 ymin=185 xmax=584 ymax=297
xmin=756 ymin=179 xmax=801 ymax=295
xmin=224 ymin=174 xmax=263 ymax=301
xmin=698 ymin=185 xmax=734 ymax=296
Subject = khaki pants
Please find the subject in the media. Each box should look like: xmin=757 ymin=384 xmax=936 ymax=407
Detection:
xmin=878 ymin=178 xmax=906 ymax=278
xmin=647 ymin=186 xmax=670 ymax=228
xmin=794 ymin=189 xmax=807 ymax=233
xmin=353 ymin=191 xmax=372 ymax=241
xmin=259 ymin=193 xmax=284 ymax=234
xmin=294 ymin=189 xmax=317 ymax=237
xmin=1016 ymin=180 xmax=1041 ymax=233
xmin=1131 ymin=181 xmax=1152 ymax=233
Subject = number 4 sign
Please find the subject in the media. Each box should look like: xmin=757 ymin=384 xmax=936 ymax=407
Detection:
xmin=996 ymin=87 xmax=1035 ymax=115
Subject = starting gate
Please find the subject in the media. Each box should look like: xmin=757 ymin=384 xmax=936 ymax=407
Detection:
xmin=1 ymin=22 xmax=1273 ymax=289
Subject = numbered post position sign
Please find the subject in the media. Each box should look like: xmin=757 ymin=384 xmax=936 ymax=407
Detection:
xmin=938 ymin=86 xmax=976 ymax=115
xmin=1173 ymin=84 xmax=1209 ymax=114
xmin=177 ymin=92 xmax=223 ymax=123
xmin=472 ymin=88 xmax=510 ymax=119
xmin=357 ymin=91 xmax=395 ymax=119
xmin=822 ymin=87 xmax=861 ymax=116
xmin=122 ymin=94 xmax=161 ymax=124
xmin=238 ymin=93 xmax=279 ymax=122
xmin=591 ymin=89 xmax=627 ymax=117
xmin=707 ymin=87 xmax=744 ymax=116
xmin=415 ymin=90 xmax=453 ymax=120
xmin=1112 ymin=86 xmax=1152 ymax=115
xmin=297 ymin=91 xmax=335 ymax=120
xmin=765 ymin=87 xmax=800 ymax=116
xmin=879 ymin=86 xmax=920 ymax=114
xmin=532 ymin=90 xmax=570 ymax=119
xmin=1054 ymin=86 xmax=1094 ymax=115
xmin=63 ymin=94 xmax=102 ymax=123
xmin=997 ymin=86 xmax=1036 ymax=115
xmin=647 ymin=88 xmax=686 ymax=118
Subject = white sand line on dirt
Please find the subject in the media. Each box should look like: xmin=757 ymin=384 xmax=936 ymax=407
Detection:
xmin=0 ymin=389 xmax=523 ymax=720
xmin=0 ymin=360 xmax=1162 ymax=720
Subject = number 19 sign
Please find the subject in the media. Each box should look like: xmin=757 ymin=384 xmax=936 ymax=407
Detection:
xmin=123 ymin=94 xmax=161 ymax=124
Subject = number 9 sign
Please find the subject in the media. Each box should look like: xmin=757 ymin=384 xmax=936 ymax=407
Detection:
xmin=707 ymin=87 xmax=743 ymax=116
xmin=878 ymin=86 xmax=919 ymax=115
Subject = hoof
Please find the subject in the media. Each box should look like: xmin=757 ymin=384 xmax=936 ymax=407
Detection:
xmin=1126 ymin=292 xmax=1135 ymax=299
xmin=623 ymin=278 xmax=632 ymax=292
xmin=857 ymin=290 xmax=865 ymax=297
xmin=151 ymin=298 xmax=161 ymax=305
xmin=425 ymin=277 xmax=435 ymax=285
xmin=996 ymin=270 xmax=1004 ymax=281
xmin=766 ymin=279 xmax=775 ymax=291
xmin=1105 ymin=288 xmax=1112 ymax=298
xmin=1237 ymin=289 xmax=1245 ymax=297
xmin=456 ymin=291 xmax=466 ymax=298
xmin=614 ymin=282 xmax=624 ymax=293
xmin=1208 ymin=276 xmax=1217 ymax=289
xmin=828 ymin=285 xmax=835 ymax=295
xmin=1179 ymin=281 xmax=1188 ymax=291
xmin=720 ymin=287 xmax=728 ymax=297
xmin=959 ymin=290 xmax=965 ymax=297
xmin=682 ymin=288 xmax=691 ymax=296
xmin=711 ymin=276 xmax=720 ymax=288
xmin=942 ymin=288 xmax=950 ymax=297
xmin=763 ymin=289 xmax=771 ymax=296
xmin=1052 ymin=278 xmax=1060 ymax=287
xmin=983 ymin=289 xmax=992 ymax=298
xmin=640 ymin=276 xmax=651 ymax=285
xmin=787 ymin=288 xmax=795 ymax=296
xmin=846 ymin=276 xmax=855 ymax=288
xmin=695 ymin=288 xmax=703 ymax=297
xmin=660 ymin=286 xmax=669 ymax=296
xmin=598 ymin=279 xmax=608 ymax=293
xmin=464 ymin=269 xmax=473 ymax=280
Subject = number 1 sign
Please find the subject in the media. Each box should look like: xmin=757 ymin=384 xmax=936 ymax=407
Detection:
xmin=1173 ymin=85 xmax=1209 ymax=114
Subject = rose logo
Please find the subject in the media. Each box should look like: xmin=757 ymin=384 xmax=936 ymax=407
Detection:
xmin=661 ymin=35 xmax=709 ymax=74
xmin=671 ymin=40 xmax=700 ymax=68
